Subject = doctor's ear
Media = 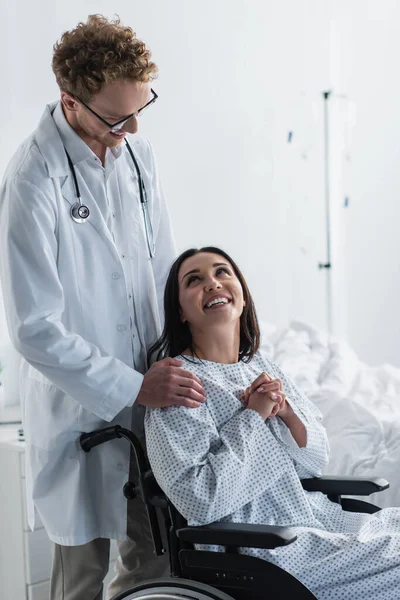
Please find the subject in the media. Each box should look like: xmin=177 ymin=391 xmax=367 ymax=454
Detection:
xmin=61 ymin=92 xmax=79 ymax=113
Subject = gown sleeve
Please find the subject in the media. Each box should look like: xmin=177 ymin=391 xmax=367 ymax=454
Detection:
xmin=145 ymin=400 xmax=294 ymax=526
xmin=263 ymin=358 xmax=330 ymax=478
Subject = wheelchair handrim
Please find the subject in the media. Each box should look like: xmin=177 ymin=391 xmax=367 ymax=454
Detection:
xmin=110 ymin=577 xmax=236 ymax=600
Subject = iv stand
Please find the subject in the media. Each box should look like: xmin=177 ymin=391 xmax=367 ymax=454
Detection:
xmin=319 ymin=90 xmax=333 ymax=334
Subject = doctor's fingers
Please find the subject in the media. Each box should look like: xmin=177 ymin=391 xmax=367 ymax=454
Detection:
xmin=152 ymin=359 xmax=203 ymax=392
xmin=151 ymin=358 xmax=203 ymax=387
xmin=175 ymin=367 xmax=204 ymax=388
xmin=172 ymin=375 xmax=206 ymax=403
xmin=161 ymin=357 xmax=185 ymax=367
xmin=172 ymin=394 xmax=203 ymax=409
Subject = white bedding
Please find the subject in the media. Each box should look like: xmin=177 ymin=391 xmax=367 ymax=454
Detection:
xmin=260 ymin=320 xmax=400 ymax=509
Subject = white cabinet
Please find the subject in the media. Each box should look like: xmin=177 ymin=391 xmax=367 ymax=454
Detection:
xmin=0 ymin=426 xmax=118 ymax=600
xmin=27 ymin=581 xmax=50 ymax=600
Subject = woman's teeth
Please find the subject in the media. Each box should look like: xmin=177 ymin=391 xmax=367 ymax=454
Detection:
xmin=205 ymin=297 xmax=230 ymax=309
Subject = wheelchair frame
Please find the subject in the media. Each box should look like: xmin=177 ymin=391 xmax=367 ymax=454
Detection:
xmin=80 ymin=425 xmax=389 ymax=600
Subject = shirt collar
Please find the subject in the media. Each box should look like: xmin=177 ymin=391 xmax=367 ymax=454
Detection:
xmin=52 ymin=101 xmax=124 ymax=165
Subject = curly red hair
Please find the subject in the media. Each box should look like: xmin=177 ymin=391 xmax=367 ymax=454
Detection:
xmin=52 ymin=14 xmax=158 ymax=102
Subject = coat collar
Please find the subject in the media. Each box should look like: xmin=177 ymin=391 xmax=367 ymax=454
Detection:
xmin=33 ymin=102 xmax=146 ymax=252
xmin=35 ymin=102 xmax=71 ymax=178
xmin=35 ymin=101 xmax=140 ymax=178
xmin=34 ymin=102 xmax=116 ymax=249
xmin=52 ymin=101 xmax=95 ymax=166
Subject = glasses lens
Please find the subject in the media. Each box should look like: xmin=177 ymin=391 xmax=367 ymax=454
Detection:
xmin=110 ymin=114 xmax=137 ymax=133
xmin=137 ymin=99 xmax=156 ymax=118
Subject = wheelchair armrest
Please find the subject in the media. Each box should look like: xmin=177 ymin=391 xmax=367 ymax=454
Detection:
xmin=176 ymin=522 xmax=297 ymax=549
xmin=301 ymin=476 xmax=389 ymax=496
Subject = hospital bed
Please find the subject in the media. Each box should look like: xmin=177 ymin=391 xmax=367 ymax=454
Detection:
xmin=260 ymin=320 xmax=400 ymax=509
xmin=80 ymin=425 xmax=389 ymax=600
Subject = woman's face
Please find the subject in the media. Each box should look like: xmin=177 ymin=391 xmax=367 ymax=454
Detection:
xmin=178 ymin=252 xmax=245 ymax=330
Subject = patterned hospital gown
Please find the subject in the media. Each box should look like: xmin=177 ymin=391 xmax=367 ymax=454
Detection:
xmin=145 ymin=351 xmax=400 ymax=599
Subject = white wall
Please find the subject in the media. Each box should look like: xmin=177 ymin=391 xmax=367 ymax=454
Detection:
xmin=329 ymin=0 xmax=400 ymax=366
xmin=2 ymin=1 xmax=399 ymax=368
xmin=0 ymin=0 xmax=333 ymax=352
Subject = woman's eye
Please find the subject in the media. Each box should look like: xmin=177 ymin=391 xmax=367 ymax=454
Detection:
xmin=216 ymin=268 xmax=229 ymax=276
xmin=187 ymin=275 xmax=199 ymax=285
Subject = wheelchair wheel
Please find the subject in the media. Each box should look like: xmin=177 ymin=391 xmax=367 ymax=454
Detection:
xmin=111 ymin=577 xmax=236 ymax=600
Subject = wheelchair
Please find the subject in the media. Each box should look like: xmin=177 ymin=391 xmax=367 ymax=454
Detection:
xmin=80 ymin=425 xmax=389 ymax=600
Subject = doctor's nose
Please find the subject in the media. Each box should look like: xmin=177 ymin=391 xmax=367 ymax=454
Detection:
xmin=122 ymin=114 xmax=138 ymax=135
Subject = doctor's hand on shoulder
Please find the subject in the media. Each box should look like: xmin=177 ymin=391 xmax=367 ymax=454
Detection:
xmin=136 ymin=358 xmax=206 ymax=408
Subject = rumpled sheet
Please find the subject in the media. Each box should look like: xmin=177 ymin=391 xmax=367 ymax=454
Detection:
xmin=260 ymin=320 xmax=400 ymax=508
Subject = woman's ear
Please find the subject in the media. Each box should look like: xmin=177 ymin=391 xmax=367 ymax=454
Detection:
xmin=243 ymin=300 xmax=246 ymax=307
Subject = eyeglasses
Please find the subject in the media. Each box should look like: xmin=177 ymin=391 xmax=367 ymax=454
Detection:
xmin=74 ymin=88 xmax=158 ymax=133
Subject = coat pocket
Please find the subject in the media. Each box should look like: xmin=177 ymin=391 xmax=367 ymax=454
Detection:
xmin=23 ymin=377 xmax=80 ymax=451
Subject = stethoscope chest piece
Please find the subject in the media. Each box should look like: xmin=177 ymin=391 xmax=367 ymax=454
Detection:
xmin=71 ymin=202 xmax=90 ymax=224
xmin=64 ymin=141 xmax=154 ymax=256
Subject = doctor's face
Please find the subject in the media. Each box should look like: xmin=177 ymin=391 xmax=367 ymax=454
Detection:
xmin=62 ymin=80 xmax=152 ymax=148
xmin=178 ymin=253 xmax=245 ymax=332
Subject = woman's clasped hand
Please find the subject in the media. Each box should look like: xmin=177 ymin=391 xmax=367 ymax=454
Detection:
xmin=241 ymin=372 xmax=294 ymax=421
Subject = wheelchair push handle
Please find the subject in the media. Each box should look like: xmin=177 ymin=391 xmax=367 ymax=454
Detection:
xmin=79 ymin=425 xmax=166 ymax=557
xmin=80 ymin=425 xmax=123 ymax=452
xmin=79 ymin=425 xmax=148 ymax=472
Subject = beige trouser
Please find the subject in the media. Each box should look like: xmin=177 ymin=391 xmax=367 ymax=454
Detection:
xmin=50 ymin=472 xmax=169 ymax=599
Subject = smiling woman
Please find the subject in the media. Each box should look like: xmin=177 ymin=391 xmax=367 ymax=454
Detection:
xmin=147 ymin=246 xmax=260 ymax=366
xmin=145 ymin=245 xmax=400 ymax=600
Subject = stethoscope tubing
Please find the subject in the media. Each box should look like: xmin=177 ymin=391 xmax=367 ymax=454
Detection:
xmin=65 ymin=139 xmax=155 ymax=258
xmin=124 ymin=140 xmax=155 ymax=258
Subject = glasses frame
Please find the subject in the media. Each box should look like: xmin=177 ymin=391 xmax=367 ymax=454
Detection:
xmin=74 ymin=88 xmax=158 ymax=132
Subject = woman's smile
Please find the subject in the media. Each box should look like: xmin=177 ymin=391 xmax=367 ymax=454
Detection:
xmin=203 ymin=294 xmax=232 ymax=310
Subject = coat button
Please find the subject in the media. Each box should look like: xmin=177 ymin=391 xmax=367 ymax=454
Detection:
xmin=117 ymin=324 xmax=127 ymax=332
xmin=112 ymin=272 xmax=121 ymax=280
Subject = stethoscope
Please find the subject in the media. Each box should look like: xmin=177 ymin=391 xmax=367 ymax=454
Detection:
xmin=65 ymin=139 xmax=155 ymax=258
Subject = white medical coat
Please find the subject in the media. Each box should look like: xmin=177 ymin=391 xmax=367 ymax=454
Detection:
xmin=0 ymin=102 xmax=176 ymax=545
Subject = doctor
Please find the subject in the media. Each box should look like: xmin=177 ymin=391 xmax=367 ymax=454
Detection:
xmin=0 ymin=14 xmax=205 ymax=600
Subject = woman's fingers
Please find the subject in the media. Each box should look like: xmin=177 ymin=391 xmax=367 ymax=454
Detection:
xmin=272 ymin=393 xmax=286 ymax=415
xmin=255 ymin=381 xmax=281 ymax=394
xmin=268 ymin=406 xmax=279 ymax=418
xmin=270 ymin=403 xmax=280 ymax=417
xmin=249 ymin=373 xmax=283 ymax=395
xmin=256 ymin=388 xmax=286 ymax=407
xmin=249 ymin=372 xmax=272 ymax=393
xmin=241 ymin=386 xmax=250 ymax=403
